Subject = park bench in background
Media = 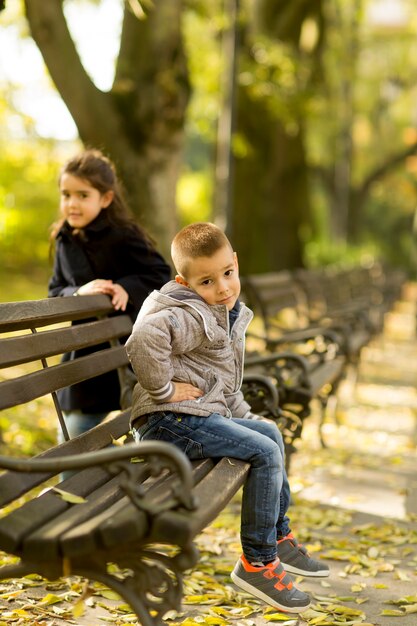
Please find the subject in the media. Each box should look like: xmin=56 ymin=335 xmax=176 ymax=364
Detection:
xmin=0 ymin=295 xmax=278 ymax=626
xmin=292 ymin=267 xmax=375 ymax=362
xmin=240 ymin=272 xmax=347 ymax=455
xmin=240 ymin=266 xmax=405 ymax=460
xmin=293 ymin=264 xmax=406 ymax=360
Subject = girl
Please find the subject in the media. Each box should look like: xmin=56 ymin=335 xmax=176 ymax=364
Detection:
xmin=49 ymin=149 xmax=171 ymax=441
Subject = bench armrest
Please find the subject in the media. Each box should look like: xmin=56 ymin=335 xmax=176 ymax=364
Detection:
xmin=0 ymin=441 xmax=196 ymax=511
xmin=245 ymin=350 xmax=310 ymax=377
xmin=241 ymin=372 xmax=281 ymax=420
xmin=246 ymin=326 xmax=342 ymax=352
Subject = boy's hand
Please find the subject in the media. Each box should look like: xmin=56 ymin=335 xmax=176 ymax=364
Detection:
xmin=169 ymin=382 xmax=204 ymax=402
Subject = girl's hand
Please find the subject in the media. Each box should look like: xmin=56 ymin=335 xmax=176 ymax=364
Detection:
xmin=76 ymin=280 xmax=128 ymax=311
xmin=169 ymin=382 xmax=204 ymax=402
xmin=108 ymin=283 xmax=129 ymax=311
xmin=76 ymin=279 xmax=115 ymax=296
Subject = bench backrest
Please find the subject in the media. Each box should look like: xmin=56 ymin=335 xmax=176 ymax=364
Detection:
xmin=0 ymin=295 xmax=134 ymax=503
xmin=240 ymin=272 xmax=310 ymax=336
xmin=0 ymin=295 xmax=132 ymax=411
xmin=292 ymin=268 xmax=349 ymax=323
xmin=294 ymin=265 xmax=384 ymax=320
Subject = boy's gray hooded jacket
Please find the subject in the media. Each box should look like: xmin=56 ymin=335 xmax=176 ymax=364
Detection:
xmin=125 ymin=280 xmax=255 ymax=424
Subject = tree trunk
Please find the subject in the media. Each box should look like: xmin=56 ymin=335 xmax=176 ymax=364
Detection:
xmin=230 ymin=0 xmax=322 ymax=273
xmin=24 ymin=0 xmax=190 ymax=257
xmin=232 ymin=89 xmax=309 ymax=273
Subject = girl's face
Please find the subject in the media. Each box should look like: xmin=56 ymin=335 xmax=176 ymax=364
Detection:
xmin=59 ymin=173 xmax=114 ymax=229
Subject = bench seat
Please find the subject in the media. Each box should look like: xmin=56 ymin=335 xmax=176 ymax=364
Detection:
xmin=0 ymin=295 xmax=272 ymax=625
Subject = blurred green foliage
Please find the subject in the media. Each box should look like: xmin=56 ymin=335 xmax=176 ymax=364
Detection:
xmin=0 ymin=142 xmax=68 ymax=302
xmin=0 ymin=399 xmax=58 ymax=457
xmin=2 ymin=0 xmax=417 ymax=302
xmin=305 ymin=0 xmax=417 ymax=271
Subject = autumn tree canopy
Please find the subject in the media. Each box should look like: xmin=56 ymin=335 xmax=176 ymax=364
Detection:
xmin=2 ymin=0 xmax=417 ymax=275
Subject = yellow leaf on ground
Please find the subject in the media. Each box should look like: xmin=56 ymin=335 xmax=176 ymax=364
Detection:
xmin=380 ymin=609 xmax=405 ymax=616
xmin=263 ymin=612 xmax=296 ymax=622
xmin=72 ymin=599 xmax=86 ymax=618
xmin=38 ymin=592 xmax=63 ymax=605
xmin=395 ymin=569 xmax=411 ymax=581
xmin=52 ymin=487 xmax=87 ymax=504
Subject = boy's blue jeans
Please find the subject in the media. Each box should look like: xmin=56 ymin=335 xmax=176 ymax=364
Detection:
xmin=133 ymin=411 xmax=291 ymax=564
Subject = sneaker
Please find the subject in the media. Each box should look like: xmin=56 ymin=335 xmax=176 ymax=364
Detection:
xmin=277 ymin=533 xmax=329 ymax=577
xmin=231 ymin=555 xmax=311 ymax=613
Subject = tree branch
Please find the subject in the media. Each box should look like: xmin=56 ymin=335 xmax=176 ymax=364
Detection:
xmin=357 ymin=140 xmax=417 ymax=197
xmin=24 ymin=0 xmax=127 ymax=148
xmin=258 ymin=0 xmax=319 ymax=43
xmin=115 ymin=1 xmax=190 ymax=143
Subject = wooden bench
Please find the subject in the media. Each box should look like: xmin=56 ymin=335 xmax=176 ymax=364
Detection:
xmin=293 ymin=264 xmax=406 ymax=360
xmin=292 ymin=267 xmax=375 ymax=362
xmin=240 ymin=272 xmax=347 ymax=455
xmin=240 ymin=267 xmax=404 ymax=459
xmin=0 ymin=295 xmax=279 ymax=626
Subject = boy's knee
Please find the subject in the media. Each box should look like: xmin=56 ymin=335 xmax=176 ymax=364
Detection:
xmin=257 ymin=419 xmax=282 ymax=442
xmin=266 ymin=442 xmax=285 ymax=472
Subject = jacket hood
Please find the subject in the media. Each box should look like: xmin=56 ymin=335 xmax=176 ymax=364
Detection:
xmin=127 ymin=280 xmax=254 ymax=422
xmin=160 ymin=279 xmax=205 ymax=303
xmin=135 ymin=280 xmax=243 ymax=341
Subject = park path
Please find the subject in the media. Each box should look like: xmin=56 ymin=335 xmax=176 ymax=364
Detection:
xmin=293 ymin=282 xmax=417 ymax=521
xmin=285 ymin=283 xmax=417 ymax=626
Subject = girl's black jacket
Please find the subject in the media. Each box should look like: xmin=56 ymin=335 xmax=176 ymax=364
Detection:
xmin=48 ymin=212 xmax=171 ymax=413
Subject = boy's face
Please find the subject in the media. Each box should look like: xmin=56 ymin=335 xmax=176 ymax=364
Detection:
xmin=176 ymin=245 xmax=240 ymax=311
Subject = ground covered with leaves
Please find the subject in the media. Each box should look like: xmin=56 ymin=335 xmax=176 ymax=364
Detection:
xmin=1 ymin=299 xmax=417 ymax=625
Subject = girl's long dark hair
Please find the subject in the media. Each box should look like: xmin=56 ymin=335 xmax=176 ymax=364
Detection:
xmin=50 ymin=149 xmax=153 ymax=246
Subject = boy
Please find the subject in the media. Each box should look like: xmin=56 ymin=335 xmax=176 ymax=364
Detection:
xmin=126 ymin=222 xmax=329 ymax=613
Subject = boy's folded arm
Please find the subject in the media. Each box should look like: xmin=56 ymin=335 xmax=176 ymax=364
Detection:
xmin=147 ymin=380 xmax=176 ymax=403
xmin=125 ymin=308 xmax=205 ymax=400
xmin=126 ymin=321 xmax=175 ymax=394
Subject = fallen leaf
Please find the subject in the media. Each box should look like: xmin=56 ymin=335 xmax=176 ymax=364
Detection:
xmin=52 ymin=487 xmax=87 ymax=504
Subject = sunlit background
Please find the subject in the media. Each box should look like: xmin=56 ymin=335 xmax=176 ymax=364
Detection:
xmin=2 ymin=0 xmax=417 ymax=300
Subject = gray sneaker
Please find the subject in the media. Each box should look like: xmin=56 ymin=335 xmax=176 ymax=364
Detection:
xmin=231 ymin=555 xmax=311 ymax=613
xmin=277 ymin=534 xmax=329 ymax=577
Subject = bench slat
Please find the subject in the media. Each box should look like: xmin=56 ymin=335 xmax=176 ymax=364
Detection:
xmin=58 ymin=459 xmax=215 ymax=558
xmin=150 ymin=457 xmax=250 ymax=547
xmin=0 ymin=346 xmax=129 ymax=410
xmin=0 ymin=316 xmax=132 ymax=368
xmin=22 ymin=474 xmax=130 ymax=561
xmin=0 ymin=467 xmax=111 ymax=553
xmin=0 ymin=295 xmax=114 ymax=332
xmin=308 ymin=356 xmax=345 ymax=395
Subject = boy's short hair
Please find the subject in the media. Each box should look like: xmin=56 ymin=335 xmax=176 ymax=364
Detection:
xmin=171 ymin=222 xmax=232 ymax=278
